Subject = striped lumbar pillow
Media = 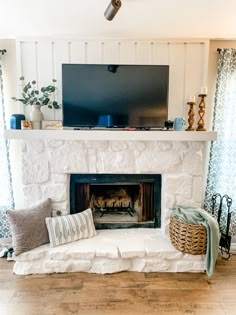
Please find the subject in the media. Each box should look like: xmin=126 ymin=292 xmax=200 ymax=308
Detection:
xmin=45 ymin=208 xmax=96 ymax=247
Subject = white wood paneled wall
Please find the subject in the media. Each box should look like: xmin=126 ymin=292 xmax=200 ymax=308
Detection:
xmin=16 ymin=39 xmax=209 ymax=124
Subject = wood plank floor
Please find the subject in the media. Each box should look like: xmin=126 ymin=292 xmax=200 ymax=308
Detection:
xmin=1 ymin=255 xmax=236 ymax=315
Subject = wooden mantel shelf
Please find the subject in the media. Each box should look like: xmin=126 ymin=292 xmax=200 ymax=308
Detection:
xmin=4 ymin=129 xmax=217 ymax=142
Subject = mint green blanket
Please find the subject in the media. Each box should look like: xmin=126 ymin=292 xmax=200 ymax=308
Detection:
xmin=172 ymin=206 xmax=220 ymax=276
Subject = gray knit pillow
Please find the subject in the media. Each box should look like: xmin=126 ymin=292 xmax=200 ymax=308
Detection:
xmin=6 ymin=199 xmax=52 ymax=256
xmin=45 ymin=208 xmax=96 ymax=247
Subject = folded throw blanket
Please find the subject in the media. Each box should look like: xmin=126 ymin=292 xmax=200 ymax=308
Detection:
xmin=172 ymin=206 xmax=220 ymax=276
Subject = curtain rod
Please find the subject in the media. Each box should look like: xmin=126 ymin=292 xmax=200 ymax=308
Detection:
xmin=217 ymin=48 xmax=221 ymax=53
xmin=0 ymin=49 xmax=7 ymax=55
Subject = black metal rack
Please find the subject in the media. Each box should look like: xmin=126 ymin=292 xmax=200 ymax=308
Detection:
xmin=212 ymin=193 xmax=233 ymax=259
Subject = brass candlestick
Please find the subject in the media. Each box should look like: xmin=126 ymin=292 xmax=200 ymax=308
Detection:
xmin=186 ymin=101 xmax=196 ymax=131
xmin=196 ymin=94 xmax=207 ymax=131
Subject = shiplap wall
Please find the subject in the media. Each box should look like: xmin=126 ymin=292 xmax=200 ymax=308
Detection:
xmin=16 ymin=39 xmax=209 ymax=125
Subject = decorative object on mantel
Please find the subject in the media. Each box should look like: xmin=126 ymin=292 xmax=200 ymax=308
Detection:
xmin=30 ymin=105 xmax=44 ymax=129
xmin=173 ymin=117 xmax=186 ymax=131
xmin=10 ymin=114 xmax=25 ymax=129
xmin=11 ymin=77 xmax=60 ymax=130
xmin=42 ymin=120 xmax=63 ymax=130
xmin=196 ymin=87 xmax=208 ymax=131
xmin=21 ymin=120 xmax=32 ymax=129
xmin=186 ymin=95 xmax=196 ymax=131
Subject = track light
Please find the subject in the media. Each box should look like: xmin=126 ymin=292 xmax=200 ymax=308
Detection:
xmin=104 ymin=0 xmax=122 ymax=21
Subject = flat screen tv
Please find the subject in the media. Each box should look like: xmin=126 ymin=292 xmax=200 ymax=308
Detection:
xmin=62 ymin=64 xmax=169 ymax=129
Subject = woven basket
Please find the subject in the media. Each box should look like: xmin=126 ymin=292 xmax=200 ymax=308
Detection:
xmin=169 ymin=215 xmax=207 ymax=255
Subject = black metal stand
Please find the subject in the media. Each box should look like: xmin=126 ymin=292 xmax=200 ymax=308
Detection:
xmin=212 ymin=193 xmax=233 ymax=259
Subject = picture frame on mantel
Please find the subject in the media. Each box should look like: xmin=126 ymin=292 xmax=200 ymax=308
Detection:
xmin=41 ymin=120 xmax=63 ymax=130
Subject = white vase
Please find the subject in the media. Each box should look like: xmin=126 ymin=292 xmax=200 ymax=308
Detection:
xmin=30 ymin=105 xmax=44 ymax=129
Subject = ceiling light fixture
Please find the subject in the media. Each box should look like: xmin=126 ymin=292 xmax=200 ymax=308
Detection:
xmin=104 ymin=0 xmax=122 ymax=21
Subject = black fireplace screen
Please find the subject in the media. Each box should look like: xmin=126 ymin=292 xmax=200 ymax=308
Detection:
xmin=70 ymin=174 xmax=161 ymax=229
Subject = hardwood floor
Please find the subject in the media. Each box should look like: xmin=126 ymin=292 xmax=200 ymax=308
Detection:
xmin=1 ymin=255 xmax=236 ymax=315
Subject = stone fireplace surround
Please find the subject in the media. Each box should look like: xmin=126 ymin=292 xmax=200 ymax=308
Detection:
xmin=5 ymin=130 xmax=217 ymax=275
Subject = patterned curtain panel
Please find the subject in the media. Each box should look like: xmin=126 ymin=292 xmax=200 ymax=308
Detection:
xmin=0 ymin=57 xmax=14 ymax=238
xmin=204 ymin=48 xmax=236 ymax=235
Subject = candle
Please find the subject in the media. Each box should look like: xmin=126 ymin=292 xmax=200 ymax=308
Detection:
xmin=200 ymin=86 xmax=208 ymax=95
xmin=189 ymin=95 xmax=196 ymax=103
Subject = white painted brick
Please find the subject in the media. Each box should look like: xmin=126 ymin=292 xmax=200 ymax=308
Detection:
xmin=144 ymin=238 xmax=183 ymax=259
xmin=165 ymin=195 xmax=176 ymax=209
xmin=127 ymin=141 xmax=146 ymax=152
xmin=109 ymin=141 xmax=128 ymax=151
xmin=137 ymin=150 xmax=182 ymax=173
xmin=49 ymin=144 xmax=88 ymax=173
xmin=90 ymin=258 xmax=131 ymax=274
xmin=183 ymin=151 xmax=203 ymax=176
xmin=22 ymin=153 xmax=49 ymax=184
xmin=14 ymin=245 xmax=48 ymax=261
xmin=166 ymin=176 xmax=192 ymax=199
xmin=192 ymin=176 xmax=203 ymax=203
xmin=171 ymin=141 xmax=189 ymax=151
xmin=176 ymin=260 xmax=206 ymax=272
xmin=175 ymin=197 xmax=201 ymax=208
xmin=23 ymin=185 xmax=43 ymax=206
xmin=189 ymin=142 xmax=204 ymax=152
xmin=95 ymin=243 xmax=119 ymax=259
xmin=156 ymin=141 xmax=172 ymax=151
xmin=87 ymin=148 xmax=97 ymax=173
xmin=13 ymin=261 xmax=45 ymax=275
xmin=45 ymin=139 xmax=64 ymax=147
xmin=53 ymin=174 xmax=68 ymax=184
xmin=43 ymin=184 xmax=67 ymax=202
xmin=65 ymin=240 xmax=96 ymax=260
xmin=44 ymin=260 xmax=91 ymax=273
xmin=142 ymin=259 xmax=170 ymax=272
xmin=49 ymin=251 xmax=71 ymax=260
xmin=84 ymin=140 xmax=109 ymax=150
xmin=97 ymin=151 xmax=136 ymax=173
xmin=25 ymin=140 xmax=45 ymax=154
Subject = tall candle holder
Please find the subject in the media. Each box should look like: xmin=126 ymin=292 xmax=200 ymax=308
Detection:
xmin=186 ymin=101 xmax=196 ymax=131
xmin=196 ymin=94 xmax=207 ymax=131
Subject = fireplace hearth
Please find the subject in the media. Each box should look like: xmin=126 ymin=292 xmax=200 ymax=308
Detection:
xmin=70 ymin=174 xmax=161 ymax=229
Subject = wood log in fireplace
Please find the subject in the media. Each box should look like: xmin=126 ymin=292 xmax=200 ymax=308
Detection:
xmin=74 ymin=182 xmax=154 ymax=224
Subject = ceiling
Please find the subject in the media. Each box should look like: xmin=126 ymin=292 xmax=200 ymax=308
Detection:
xmin=0 ymin=0 xmax=236 ymax=39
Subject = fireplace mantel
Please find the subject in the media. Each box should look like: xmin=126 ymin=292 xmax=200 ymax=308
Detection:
xmin=4 ymin=129 xmax=217 ymax=141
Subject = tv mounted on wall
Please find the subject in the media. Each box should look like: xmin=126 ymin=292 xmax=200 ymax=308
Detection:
xmin=62 ymin=64 xmax=169 ymax=129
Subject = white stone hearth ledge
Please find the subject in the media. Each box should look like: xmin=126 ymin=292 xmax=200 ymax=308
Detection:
xmin=13 ymin=229 xmax=206 ymax=275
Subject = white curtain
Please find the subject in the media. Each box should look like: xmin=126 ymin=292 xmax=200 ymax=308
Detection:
xmin=0 ymin=55 xmax=14 ymax=238
xmin=204 ymin=48 xmax=236 ymax=235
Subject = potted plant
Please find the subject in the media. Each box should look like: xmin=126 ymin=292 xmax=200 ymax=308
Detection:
xmin=12 ymin=77 xmax=60 ymax=129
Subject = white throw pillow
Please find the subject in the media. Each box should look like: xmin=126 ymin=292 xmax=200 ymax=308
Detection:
xmin=45 ymin=208 xmax=96 ymax=247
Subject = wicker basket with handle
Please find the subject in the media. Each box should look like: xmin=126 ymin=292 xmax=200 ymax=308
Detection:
xmin=169 ymin=215 xmax=207 ymax=255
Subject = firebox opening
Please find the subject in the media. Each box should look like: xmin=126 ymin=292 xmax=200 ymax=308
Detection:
xmin=70 ymin=174 xmax=161 ymax=229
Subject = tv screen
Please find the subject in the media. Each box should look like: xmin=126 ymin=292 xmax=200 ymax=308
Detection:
xmin=62 ymin=64 xmax=169 ymax=129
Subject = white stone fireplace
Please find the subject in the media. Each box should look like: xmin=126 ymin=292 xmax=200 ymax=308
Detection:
xmin=5 ymin=130 xmax=217 ymax=274
xmin=20 ymin=134 xmax=209 ymax=232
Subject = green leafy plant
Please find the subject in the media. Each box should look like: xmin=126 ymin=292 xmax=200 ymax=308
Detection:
xmin=12 ymin=77 xmax=60 ymax=109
